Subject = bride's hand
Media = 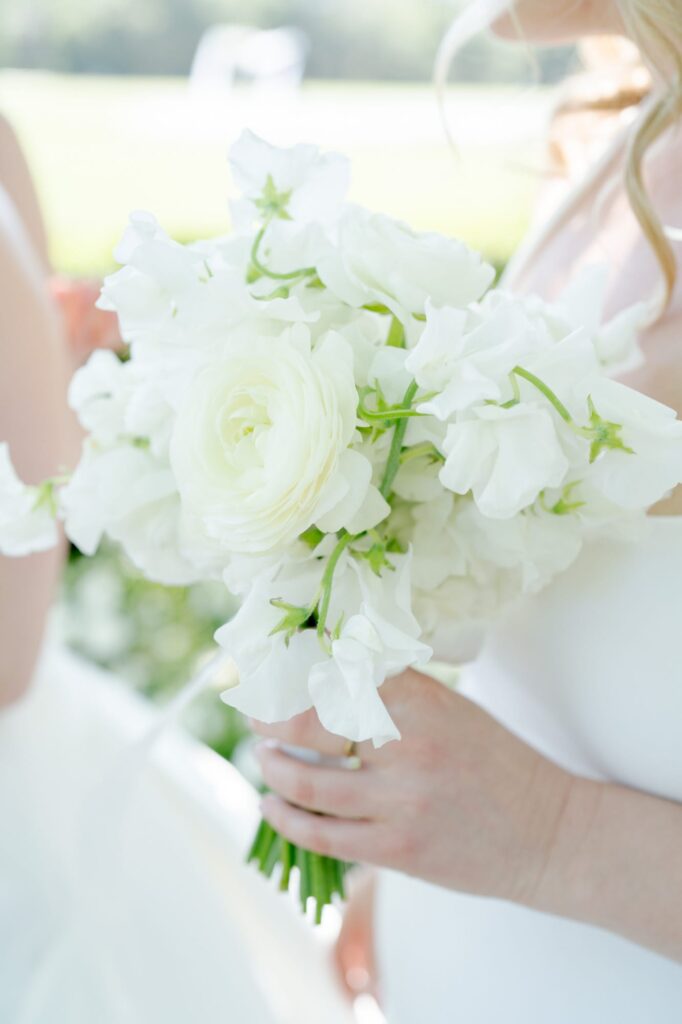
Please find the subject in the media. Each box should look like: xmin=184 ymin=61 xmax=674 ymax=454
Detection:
xmin=251 ymin=669 xmax=577 ymax=904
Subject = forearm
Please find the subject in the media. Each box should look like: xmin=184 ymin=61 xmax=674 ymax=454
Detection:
xmin=0 ymin=203 xmax=73 ymax=705
xmin=529 ymin=775 xmax=682 ymax=963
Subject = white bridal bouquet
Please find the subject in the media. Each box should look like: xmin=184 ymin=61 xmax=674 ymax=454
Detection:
xmin=3 ymin=131 xmax=682 ymax=919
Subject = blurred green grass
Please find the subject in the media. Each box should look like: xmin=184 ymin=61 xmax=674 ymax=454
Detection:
xmin=0 ymin=71 xmax=543 ymax=274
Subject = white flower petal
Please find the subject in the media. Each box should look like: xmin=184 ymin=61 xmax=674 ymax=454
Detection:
xmin=0 ymin=445 xmax=58 ymax=556
xmin=440 ymin=405 xmax=569 ymax=519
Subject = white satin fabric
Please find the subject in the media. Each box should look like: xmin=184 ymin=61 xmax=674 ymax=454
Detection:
xmin=377 ymin=518 xmax=682 ymax=1023
xmin=0 ymin=646 xmax=353 ymax=1024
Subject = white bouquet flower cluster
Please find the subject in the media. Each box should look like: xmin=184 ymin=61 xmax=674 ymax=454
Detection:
xmin=3 ymin=131 xmax=682 ymax=918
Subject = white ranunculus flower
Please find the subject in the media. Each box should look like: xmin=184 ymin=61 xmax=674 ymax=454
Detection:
xmin=439 ymin=403 xmax=570 ymax=519
xmin=170 ymin=325 xmax=388 ymax=555
xmin=61 ymin=444 xmax=200 ymax=585
xmin=0 ymin=444 xmax=58 ymax=556
xmin=228 ymin=130 xmax=350 ymax=229
xmin=317 ymin=207 xmax=494 ymax=320
xmin=584 ymin=378 xmax=682 ymax=508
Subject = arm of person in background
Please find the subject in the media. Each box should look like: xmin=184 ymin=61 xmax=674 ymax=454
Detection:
xmin=49 ymin=275 xmax=121 ymax=365
xmin=0 ymin=123 xmax=74 ymax=708
xmin=0 ymin=114 xmax=50 ymax=271
xmin=0 ymin=113 xmax=120 ymax=368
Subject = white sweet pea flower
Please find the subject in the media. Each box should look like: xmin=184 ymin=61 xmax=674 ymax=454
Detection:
xmin=216 ymin=560 xmax=324 ymax=723
xmin=317 ymin=207 xmax=494 ymax=321
xmin=69 ymin=349 xmax=178 ymax=458
xmin=409 ymin=298 xmax=548 ymax=420
xmin=330 ymin=313 xmax=387 ymax=388
xmin=309 ymin=554 xmax=432 ymax=747
xmin=439 ymin=403 xmax=570 ymax=519
xmin=552 ymin=264 xmax=646 ymax=374
xmin=308 ymin=614 xmax=404 ymax=748
xmin=593 ymin=303 xmax=647 ymax=375
xmin=390 ymin=411 xmax=448 ymax=504
xmin=170 ymin=325 xmax=388 ymax=555
xmin=455 ymin=498 xmax=584 ymax=592
xmin=0 ymin=444 xmax=58 ymax=556
xmin=408 ymin=495 xmax=472 ymax=592
xmin=61 ymin=444 xmax=200 ymax=585
xmin=68 ymin=349 xmax=130 ymax=445
xmin=392 ymin=455 xmax=443 ymax=503
xmin=367 ymin=345 xmax=413 ymax=405
xmin=219 ymin=551 xmax=430 ymax=747
xmin=311 ymin=554 xmax=432 ymax=748
xmin=409 ymin=495 xmax=583 ymax=657
xmin=228 ymin=130 xmax=350 ymax=229
xmin=583 ymin=378 xmax=682 ymax=508
xmin=97 ymin=212 xmax=218 ymax=347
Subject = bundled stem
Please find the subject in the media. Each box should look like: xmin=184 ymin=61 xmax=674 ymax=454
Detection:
xmin=248 ymin=818 xmax=348 ymax=924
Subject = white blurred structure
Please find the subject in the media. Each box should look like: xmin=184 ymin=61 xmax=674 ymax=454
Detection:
xmin=190 ymin=25 xmax=309 ymax=98
xmin=0 ymin=645 xmax=354 ymax=1024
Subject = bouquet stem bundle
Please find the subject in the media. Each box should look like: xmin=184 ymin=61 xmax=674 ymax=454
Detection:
xmin=248 ymin=819 xmax=349 ymax=923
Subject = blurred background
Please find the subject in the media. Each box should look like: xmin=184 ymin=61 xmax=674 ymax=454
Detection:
xmin=0 ymin=0 xmax=575 ymax=759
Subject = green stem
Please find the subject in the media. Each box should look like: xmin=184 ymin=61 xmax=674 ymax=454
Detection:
xmin=247 ymin=818 xmax=270 ymax=865
xmin=512 ymin=366 xmax=573 ymax=424
xmin=279 ymin=840 xmax=294 ymax=891
xmin=316 ymin=532 xmax=353 ymax=639
xmin=250 ymin=223 xmax=316 ymax=282
xmin=398 ymin=441 xmax=444 ymax=466
xmin=511 ymin=366 xmax=612 ymax=448
xmin=380 ymin=380 xmax=419 ymax=499
xmin=262 ymin=831 xmax=282 ymax=877
xmin=386 ymin=315 xmax=406 ymax=349
xmin=297 ymin=847 xmax=312 ymax=913
xmin=357 ymin=402 xmax=423 ymax=424
xmin=311 ymin=850 xmax=326 ymax=924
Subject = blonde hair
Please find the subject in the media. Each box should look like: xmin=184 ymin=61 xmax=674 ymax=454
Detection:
xmin=618 ymin=0 xmax=682 ymax=312
xmin=436 ymin=0 xmax=682 ymax=315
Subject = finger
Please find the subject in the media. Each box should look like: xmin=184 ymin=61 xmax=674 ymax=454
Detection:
xmin=255 ymin=743 xmax=380 ymax=819
xmin=260 ymin=794 xmax=383 ymax=863
xmin=248 ymin=708 xmax=353 ymax=758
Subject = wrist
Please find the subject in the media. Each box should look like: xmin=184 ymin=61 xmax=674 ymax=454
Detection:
xmin=521 ymin=771 xmax=606 ymax=919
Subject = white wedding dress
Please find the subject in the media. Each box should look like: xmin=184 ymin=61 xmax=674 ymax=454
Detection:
xmin=0 ymin=643 xmax=354 ymax=1024
xmin=377 ymin=517 xmax=682 ymax=1022
xmin=376 ymin=115 xmax=682 ymax=1023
